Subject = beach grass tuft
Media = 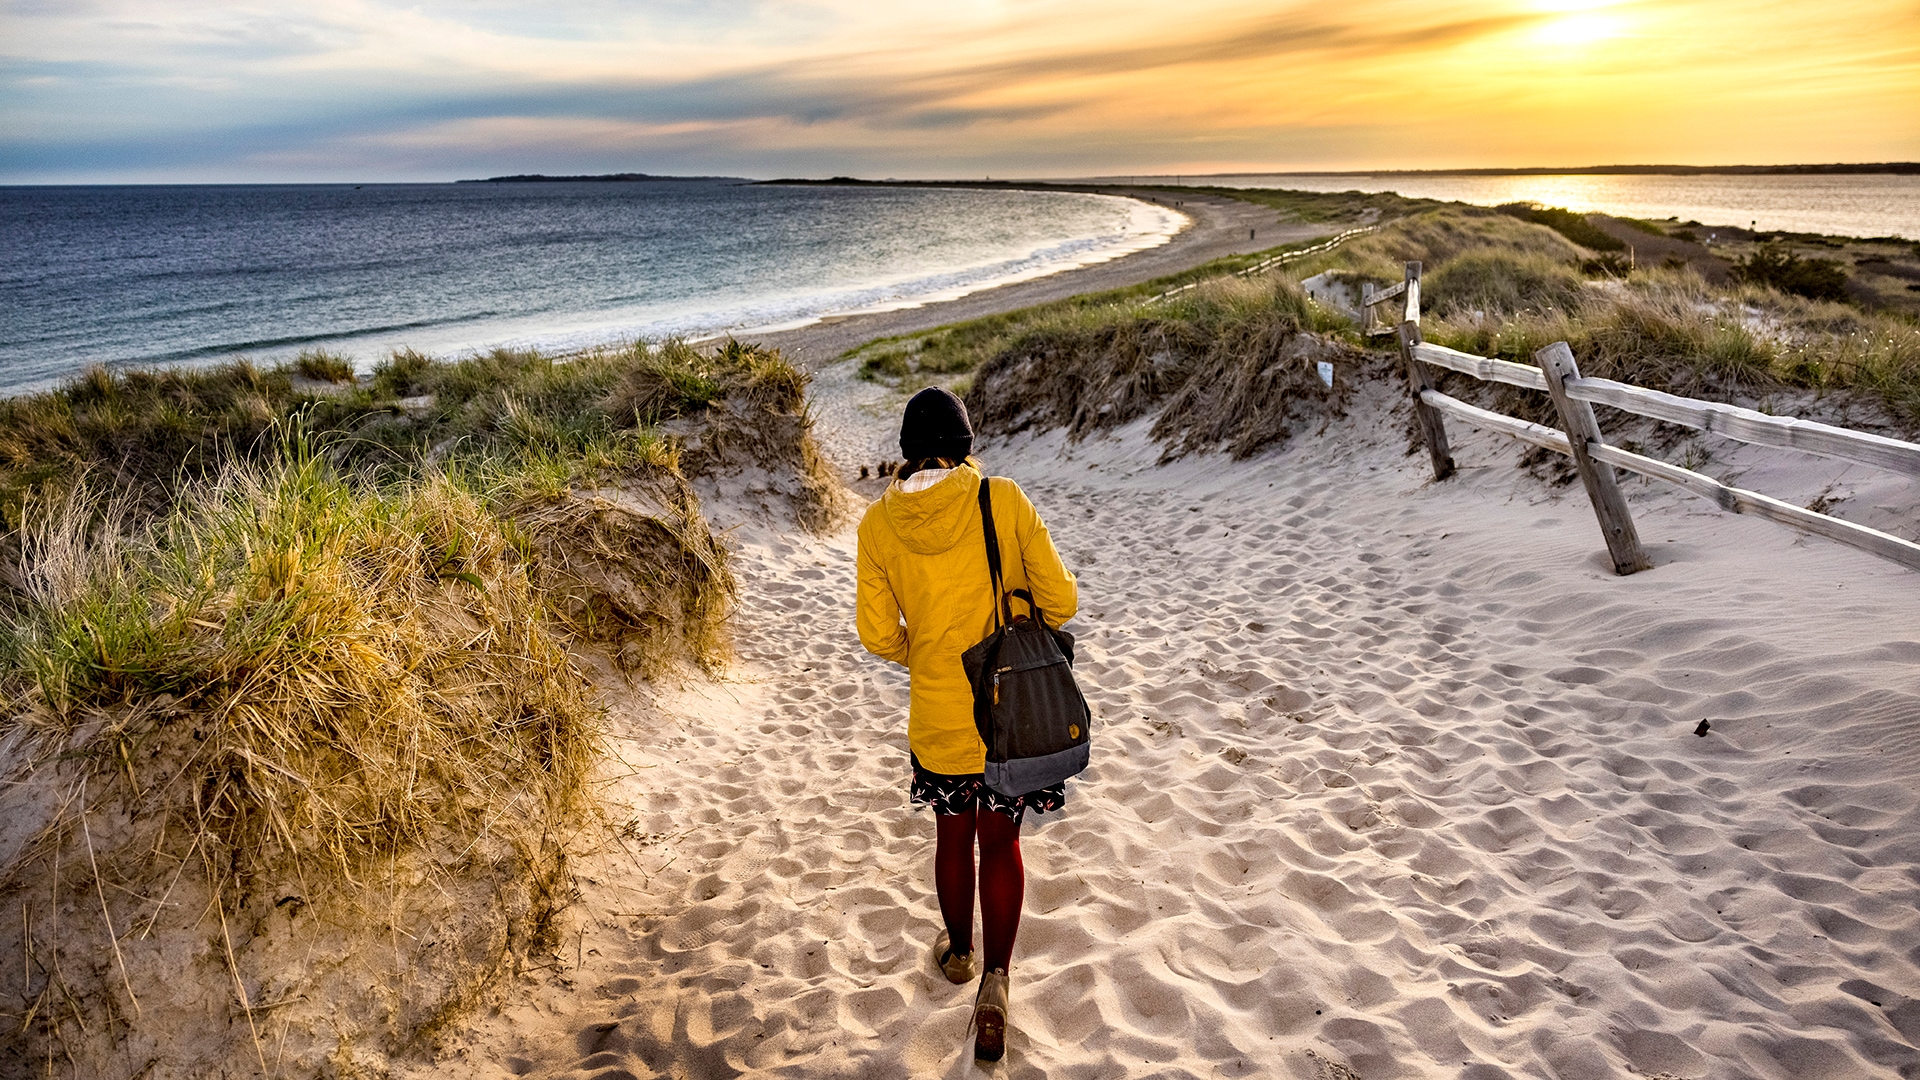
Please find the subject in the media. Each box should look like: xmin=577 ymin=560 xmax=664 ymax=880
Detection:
xmin=293 ymin=348 xmax=357 ymax=384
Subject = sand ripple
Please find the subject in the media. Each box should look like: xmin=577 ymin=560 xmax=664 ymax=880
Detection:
xmin=426 ymin=368 xmax=1920 ymax=1080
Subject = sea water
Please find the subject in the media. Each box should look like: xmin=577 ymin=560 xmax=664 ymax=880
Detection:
xmin=1148 ymin=172 xmax=1920 ymax=242
xmin=0 ymin=182 xmax=1181 ymax=396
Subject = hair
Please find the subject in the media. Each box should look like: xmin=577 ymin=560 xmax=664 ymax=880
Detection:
xmin=896 ymin=456 xmax=965 ymax=481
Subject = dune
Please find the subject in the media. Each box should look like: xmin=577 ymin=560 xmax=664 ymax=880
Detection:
xmin=413 ymin=349 xmax=1920 ymax=1080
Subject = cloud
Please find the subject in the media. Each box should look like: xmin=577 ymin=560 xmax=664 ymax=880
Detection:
xmin=2 ymin=0 xmax=1915 ymax=181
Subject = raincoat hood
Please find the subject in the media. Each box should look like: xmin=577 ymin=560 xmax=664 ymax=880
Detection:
xmin=877 ymin=463 xmax=983 ymax=556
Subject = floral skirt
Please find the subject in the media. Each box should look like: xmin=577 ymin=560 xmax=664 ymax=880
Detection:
xmin=909 ymin=753 xmax=1066 ymax=824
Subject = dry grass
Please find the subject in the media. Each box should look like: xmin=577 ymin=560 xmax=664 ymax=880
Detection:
xmin=292 ymin=349 xmax=357 ymax=384
xmin=934 ymin=198 xmax=1917 ymax=465
xmin=1423 ymin=266 xmax=1920 ymax=427
xmin=0 ymin=446 xmax=598 ymax=1073
xmin=511 ymin=474 xmax=734 ymax=676
xmin=965 ymin=275 xmax=1355 ymax=461
xmin=0 ymin=337 xmax=836 ymax=1075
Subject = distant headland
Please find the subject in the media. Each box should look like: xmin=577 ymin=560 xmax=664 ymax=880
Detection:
xmin=457 ymin=172 xmax=749 ymax=183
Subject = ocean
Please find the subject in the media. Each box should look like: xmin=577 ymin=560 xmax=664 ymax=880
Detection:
xmin=0 ymin=182 xmax=1179 ymax=396
xmin=1145 ymin=172 xmax=1920 ymax=242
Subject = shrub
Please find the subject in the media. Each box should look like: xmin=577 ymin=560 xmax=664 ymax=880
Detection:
xmin=1495 ymin=203 xmax=1626 ymax=252
xmin=1730 ymin=244 xmax=1852 ymax=302
xmin=1581 ymin=253 xmax=1634 ymax=278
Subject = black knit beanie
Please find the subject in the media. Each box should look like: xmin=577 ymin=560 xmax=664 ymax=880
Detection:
xmin=899 ymin=387 xmax=974 ymax=461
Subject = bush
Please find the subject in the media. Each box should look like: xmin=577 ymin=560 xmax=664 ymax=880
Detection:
xmin=1730 ymin=244 xmax=1851 ymax=302
xmin=1581 ymin=253 xmax=1634 ymax=278
xmin=1495 ymin=203 xmax=1626 ymax=252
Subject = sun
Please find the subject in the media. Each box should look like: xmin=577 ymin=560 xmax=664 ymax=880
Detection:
xmin=1532 ymin=10 xmax=1627 ymax=47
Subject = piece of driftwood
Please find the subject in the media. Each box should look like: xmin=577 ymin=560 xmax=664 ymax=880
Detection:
xmin=1410 ymin=343 xmax=1550 ymax=392
xmin=1536 ymin=341 xmax=1651 ymax=575
xmin=1397 ymin=321 xmax=1456 ymax=481
xmin=1564 ymin=376 xmax=1920 ymax=479
xmin=1420 ymin=390 xmax=1572 ymax=455
xmin=1588 ymin=442 xmax=1920 ymax=572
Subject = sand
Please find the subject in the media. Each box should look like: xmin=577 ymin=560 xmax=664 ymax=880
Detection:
xmin=407 ymin=343 xmax=1920 ymax=1080
xmin=744 ymin=189 xmax=1320 ymax=367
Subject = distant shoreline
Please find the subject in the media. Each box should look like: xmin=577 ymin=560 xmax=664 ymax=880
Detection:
xmin=1089 ymin=163 xmax=1920 ymax=179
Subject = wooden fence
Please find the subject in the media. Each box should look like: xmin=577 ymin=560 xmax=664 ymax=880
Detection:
xmin=1365 ymin=261 xmax=1920 ymax=574
xmin=1145 ymin=227 xmax=1374 ymax=306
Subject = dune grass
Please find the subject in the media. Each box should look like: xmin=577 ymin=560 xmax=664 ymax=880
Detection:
xmin=849 ymin=235 xmax=1357 ymax=392
xmin=0 ymin=337 xmax=829 ymax=1073
xmin=963 ymin=274 xmax=1354 ymax=461
xmin=1495 ymin=202 xmax=1627 ymax=252
xmin=869 ymin=199 xmax=1918 ymax=449
xmin=5 ymin=446 xmax=597 ymax=867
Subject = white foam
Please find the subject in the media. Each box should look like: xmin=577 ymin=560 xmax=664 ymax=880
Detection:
xmin=385 ymin=194 xmax=1185 ymax=361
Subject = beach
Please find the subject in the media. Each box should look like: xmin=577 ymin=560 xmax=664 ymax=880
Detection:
xmin=5 ymin=187 xmax=1918 ymax=1080
xmin=413 ymin=333 xmax=1920 ymax=1078
xmin=742 ymin=189 xmax=1313 ymax=366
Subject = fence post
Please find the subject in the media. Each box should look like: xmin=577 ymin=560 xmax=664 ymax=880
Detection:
xmin=1403 ymin=261 xmax=1422 ymax=324
xmin=1361 ymin=282 xmax=1375 ymax=334
xmin=1534 ymin=341 xmax=1651 ymax=575
xmin=1397 ymin=321 xmax=1455 ymax=481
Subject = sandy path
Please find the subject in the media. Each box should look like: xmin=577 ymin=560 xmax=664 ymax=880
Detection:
xmin=422 ymin=364 xmax=1920 ymax=1080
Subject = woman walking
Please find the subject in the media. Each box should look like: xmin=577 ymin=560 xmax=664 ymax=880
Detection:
xmin=856 ymin=387 xmax=1079 ymax=1063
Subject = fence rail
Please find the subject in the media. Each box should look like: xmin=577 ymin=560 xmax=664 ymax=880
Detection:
xmin=1362 ymin=261 xmax=1420 ymax=336
xmin=1384 ymin=269 xmax=1920 ymax=574
xmin=1144 ymin=227 xmax=1374 ymax=306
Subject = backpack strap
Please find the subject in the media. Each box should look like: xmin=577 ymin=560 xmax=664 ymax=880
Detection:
xmin=977 ymin=476 xmax=1008 ymax=629
xmin=978 ymin=478 xmax=1053 ymax=629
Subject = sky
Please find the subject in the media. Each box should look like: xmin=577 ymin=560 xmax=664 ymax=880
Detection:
xmin=3 ymin=0 xmax=1917 ymax=183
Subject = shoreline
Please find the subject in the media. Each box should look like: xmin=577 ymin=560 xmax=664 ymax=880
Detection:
xmin=736 ymin=188 xmax=1329 ymax=367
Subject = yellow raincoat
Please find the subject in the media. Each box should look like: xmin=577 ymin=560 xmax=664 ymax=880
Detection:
xmin=856 ymin=463 xmax=1078 ymax=775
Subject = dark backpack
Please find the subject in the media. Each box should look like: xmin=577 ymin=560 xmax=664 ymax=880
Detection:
xmin=960 ymin=477 xmax=1092 ymax=797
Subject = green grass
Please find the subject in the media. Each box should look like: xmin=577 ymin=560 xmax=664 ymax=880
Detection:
xmin=0 ymin=337 xmax=824 ymax=1070
xmin=293 ymin=348 xmax=357 ymax=383
xmin=1614 ymin=217 xmax=1671 ymax=237
xmin=1166 ymin=185 xmax=1442 ymax=224
xmin=867 ymin=198 xmax=1919 ymax=439
xmin=0 ymin=340 xmax=804 ymax=533
xmin=1495 ymin=202 xmax=1626 ymax=252
xmin=850 ymin=235 xmax=1359 ymax=389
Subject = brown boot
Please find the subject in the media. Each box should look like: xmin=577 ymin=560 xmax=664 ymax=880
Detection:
xmin=971 ymin=968 xmax=1010 ymax=1062
xmin=933 ymin=929 xmax=976 ymax=985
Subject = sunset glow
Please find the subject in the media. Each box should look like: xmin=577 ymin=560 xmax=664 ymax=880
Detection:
xmin=1 ymin=0 xmax=1915 ymax=181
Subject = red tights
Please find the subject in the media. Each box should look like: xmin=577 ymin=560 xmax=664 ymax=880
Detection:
xmin=934 ymin=807 xmax=1024 ymax=974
